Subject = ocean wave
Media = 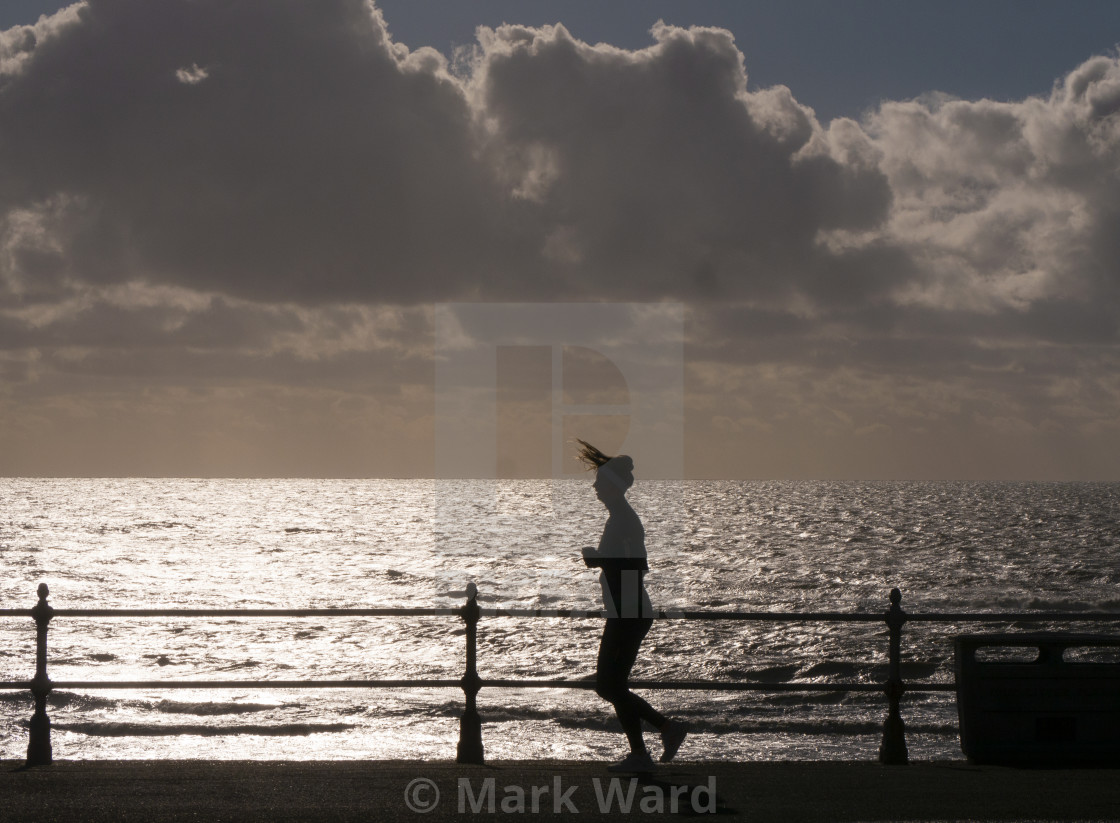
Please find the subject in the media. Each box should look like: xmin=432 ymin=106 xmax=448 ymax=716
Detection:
xmin=868 ymin=662 xmax=943 ymax=680
xmin=722 ymin=664 xmax=801 ymax=682
xmin=0 ymin=691 xmax=120 ymax=710
xmin=802 ymin=662 xmax=860 ymax=679
xmin=553 ymin=714 xmax=958 ymax=737
xmin=49 ymin=722 xmax=357 ymax=737
xmin=154 ymin=700 xmax=289 ymax=716
xmin=211 ymin=660 xmax=263 ymax=671
xmin=1 ymin=692 xmax=295 ymax=719
xmin=420 ymin=700 xmax=959 ymax=738
xmin=940 ymin=595 xmax=1120 ymax=613
xmin=798 ymin=661 xmax=944 ymax=681
xmin=1022 ymin=596 xmax=1120 ymax=612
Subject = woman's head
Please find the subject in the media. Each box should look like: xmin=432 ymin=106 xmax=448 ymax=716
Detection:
xmin=576 ymin=439 xmax=634 ymax=501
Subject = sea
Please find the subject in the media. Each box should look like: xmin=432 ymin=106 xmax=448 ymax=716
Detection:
xmin=2 ymin=479 xmax=1118 ymax=762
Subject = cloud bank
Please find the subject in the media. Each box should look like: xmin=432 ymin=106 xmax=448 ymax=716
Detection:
xmin=1 ymin=0 xmax=1118 ymax=477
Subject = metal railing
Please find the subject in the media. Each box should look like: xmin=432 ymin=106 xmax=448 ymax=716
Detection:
xmin=3 ymin=582 xmax=1119 ymax=767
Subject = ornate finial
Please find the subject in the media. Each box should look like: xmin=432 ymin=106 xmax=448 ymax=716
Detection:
xmin=889 ymin=588 xmax=901 ymax=606
xmin=465 ymin=582 xmax=478 ymax=599
xmin=37 ymin=583 xmax=49 ymax=600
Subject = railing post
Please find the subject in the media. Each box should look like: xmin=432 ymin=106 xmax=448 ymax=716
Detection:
xmin=456 ymin=582 xmax=484 ymax=764
xmin=879 ymin=587 xmax=909 ymax=764
xmin=27 ymin=582 xmax=54 ymax=766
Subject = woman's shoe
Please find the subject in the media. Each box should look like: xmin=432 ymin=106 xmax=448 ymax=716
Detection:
xmin=659 ymin=719 xmax=689 ymax=762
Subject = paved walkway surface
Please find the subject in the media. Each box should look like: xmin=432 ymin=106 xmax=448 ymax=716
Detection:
xmin=3 ymin=759 xmax=1120 ymax=822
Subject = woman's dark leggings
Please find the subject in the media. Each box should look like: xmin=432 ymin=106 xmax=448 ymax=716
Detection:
xmin=595 ymin=617 xmax=666 ymax=753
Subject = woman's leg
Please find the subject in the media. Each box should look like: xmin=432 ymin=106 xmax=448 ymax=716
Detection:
xmin=595 ymin=618 xmax=666 ymax=753
xmin=612 ymin=618 xmax=668 ymax=729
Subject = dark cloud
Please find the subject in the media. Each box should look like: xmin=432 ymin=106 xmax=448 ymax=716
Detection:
xmin=0 ymin=0 xmax=517 ymax=304
xmin=474 ymin=22 xmax=892 ymax=300
xmin=0 ymin=2 xmax=895 ymax=307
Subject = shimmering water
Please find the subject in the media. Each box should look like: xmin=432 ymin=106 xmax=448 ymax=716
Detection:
xmin=2 ymin=479 xmax=1118 ymax=761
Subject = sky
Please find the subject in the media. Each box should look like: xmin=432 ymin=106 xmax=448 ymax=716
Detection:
xmin=1 ymin=0 xmax=1119 ymax=479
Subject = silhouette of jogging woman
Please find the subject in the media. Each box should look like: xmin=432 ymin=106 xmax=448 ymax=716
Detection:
xmin=577 ymin=439 xmax=688 ymax=772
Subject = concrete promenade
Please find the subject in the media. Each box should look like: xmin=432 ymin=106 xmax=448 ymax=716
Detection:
xmin=3 ymin=760 xmax=1120 ymax=822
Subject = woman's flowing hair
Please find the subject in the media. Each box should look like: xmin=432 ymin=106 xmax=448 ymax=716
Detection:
xmin=575 ymin=438 xmax=613 ymax=470
xmin=575 ymin=439 xmax=635 ymax=489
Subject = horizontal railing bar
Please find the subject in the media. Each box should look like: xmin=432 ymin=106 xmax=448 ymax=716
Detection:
xmin=906 ymin=613 xmax=1120 ymax=622
xmin=501 ymin=680 xmax=956 ymax=693
xmin=44 ymin=680 xmax=464 ymax=689
xmin=484 ymin=609 xmax=886 ymax=621
xmin=486 ymin=679 xmax=884 ymax=692
xmin=5 ymin=608 xmax=1119 ymax=622
xmin=493 ymin=679 xmax=959 ymax=693
xmin=482 ymin=609 xmax=602 ymax=618
xmin=0 ymin=608 xmax=460 ymax=618
xmin=1 ymin=679 xmax=958 ymax=692
xmin=678 ymin=611 xmax=881 ymax=621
